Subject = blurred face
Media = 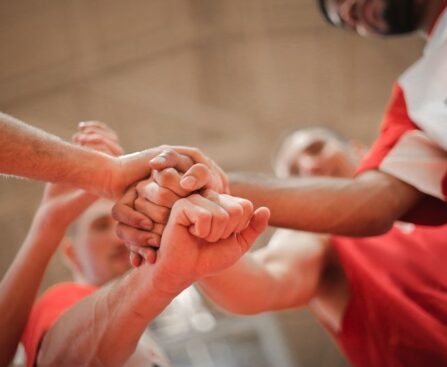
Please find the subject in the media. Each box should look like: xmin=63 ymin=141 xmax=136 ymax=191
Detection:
xmin=70 ymin=200 xmax=131 ymax=286
xmin=275 ymin=130 xmax=358 ymax=178
xmin=321 ymin=0 xmax=424 ymax=36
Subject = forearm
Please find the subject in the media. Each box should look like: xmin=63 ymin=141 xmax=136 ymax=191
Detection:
xmin=0 ymin=113 xmax=117 ymax=197
xmin=0 ymin=215 xmax=66 ymax=366
xmin=229 ymin=171 xmax=420 ymax=236
xmin=38 ymin=264 xmax=177 ymax=367
xmin=199 ymin=256 xmax=293 ymax=315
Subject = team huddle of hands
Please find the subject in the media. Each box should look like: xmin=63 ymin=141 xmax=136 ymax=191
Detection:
xmin=43 ymin=121 xmax=270 ymax=296
xmin=113 ymin=147 xmax=270 ymax=296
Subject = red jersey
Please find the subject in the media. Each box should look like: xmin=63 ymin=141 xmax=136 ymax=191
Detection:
xmin=21 ymin=282 xmax=96 ymax=367
xmin=357 ymin=5 xmax=447 ymax=225
xmin=21 ymin=282 xmax=170 ymax=367
xmin=332 ymin=224 xmax=447 ymax=367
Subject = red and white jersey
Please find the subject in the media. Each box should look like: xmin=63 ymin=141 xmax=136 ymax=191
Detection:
xmin=357 ymin=5 xmax=447 ymax=225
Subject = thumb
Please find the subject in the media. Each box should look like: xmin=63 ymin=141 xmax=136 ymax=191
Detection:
xmin=237 ymin=207 xmax=270 ymax=253
xmin=180 ymin=163 xmax=211 ymax=191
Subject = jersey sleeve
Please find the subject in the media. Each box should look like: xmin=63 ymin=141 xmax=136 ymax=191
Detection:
xmin=357 ymin=84 xmax=447 ymax=225
xmin=21 ymin=282 xmax=96 ymax=367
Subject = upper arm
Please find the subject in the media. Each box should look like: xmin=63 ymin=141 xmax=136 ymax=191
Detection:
xmin=356 ymin=83 xmax=447 ymax=229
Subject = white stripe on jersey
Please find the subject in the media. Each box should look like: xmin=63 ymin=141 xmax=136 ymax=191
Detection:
xmin=380 ymin=130 xmax=447 ymax=200
xmin=399 ymin=8 xmax=447 ymax=150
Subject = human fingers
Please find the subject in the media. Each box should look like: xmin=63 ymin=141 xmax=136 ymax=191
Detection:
xmin=134 ymin=196 xmax=170 ymax=225
xmin=180 ymin=160 xmax=228 ymax=194
xmin=78 ymin=121 xmax=119 ymax=140
xmin=111 ymin=188 xmax=153 ymax=231
xmin=177 ymin=164 xmax=212 ymax=192
xmin=127 ymin=246 xmax=157 ymax=265
xmin=202 ymin=190 xmax=253 ymax=239
xmin=129 ymin=251 xmax=143 ymax=267
xmin=174 ymin=194 xmax=230 ymax=242
xmin=116 ymin=222 xmax=161 ymax=247
xmin=236 ymin=207 xmax=270 ymax=253
xmin=73 ymin=132 xmax=124 ymax=156
xmin=137 ymin=181 xmax=181 ymax=208
xmin=149 ymin=148 xmax=194 ymax=173
xmin=152 ymin=168 xmax=191 ymax=197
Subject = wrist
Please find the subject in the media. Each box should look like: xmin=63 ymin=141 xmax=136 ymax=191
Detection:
xmin=123 ymin=264 xmax=185 ymax=320
xmin=90 ymin=154 xmax=120 ymax=200
xmin=148 ymin=264 xmax=193 ymax=298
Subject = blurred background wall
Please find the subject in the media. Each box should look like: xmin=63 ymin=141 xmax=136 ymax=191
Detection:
xmin=0 ymin=0 xmax=423 ymax=366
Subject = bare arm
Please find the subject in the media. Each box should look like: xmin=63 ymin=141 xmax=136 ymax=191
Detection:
xmin=37 ymin=265 xmax=174 ymax=367
xmin=37 ymin=193 xmax=268 ymax=366
xmin=0 ymin=113 xmax=181 ymax=200
xmin=230 ymin=170 xmax=422 ymax=236
xmin=121 ymin=147 xmax=422 ymax=236
xmin=0 ymin=113 xmax=119 ymax=194
xmin=0 ymin=192 xmax=96 ymax=366
xmin=0 ymin=123 xmax=121 ymax=366
xmin=199 ymin=229 xmax=330 ymax=315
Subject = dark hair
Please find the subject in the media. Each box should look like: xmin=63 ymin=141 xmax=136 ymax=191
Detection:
xmin=317 ymin=0 xmax=337 ymax=26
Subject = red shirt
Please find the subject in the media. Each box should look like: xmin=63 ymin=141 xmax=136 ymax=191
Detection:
xmin=357 ymin=4 xmax=447 ymax=225
xmin=332 ymin=225 xmax=447 ymax=367
xmin=21 ymin=282 xmax=96 ymax=367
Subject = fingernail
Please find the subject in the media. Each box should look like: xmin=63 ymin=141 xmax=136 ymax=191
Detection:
xmin=147 ymin=239 xmax=158 ymax=246
xmin=181 ymin=176 xmax=196 ymax=188
xmin=151 ymin=157 xmax=166 ymax=165
xmin=141 ymin=220 xmax=152 ymax=230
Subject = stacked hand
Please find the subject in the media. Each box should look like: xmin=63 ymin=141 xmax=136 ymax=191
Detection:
xmin=112 ymin=146 xmax=269 ymax=293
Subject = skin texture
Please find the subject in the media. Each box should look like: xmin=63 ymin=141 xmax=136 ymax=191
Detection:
xmin=116 ymin=144 xmax=421 ymax=238
xmin=37 ymin=194 xmax=269 ymax=367
xmin=121 ymin=128 xmax=425 ymax=335
xmin=0 ymin=113 xmax=199 ymax=202
xmin=0 ymin=122 xmax=121 ymax=367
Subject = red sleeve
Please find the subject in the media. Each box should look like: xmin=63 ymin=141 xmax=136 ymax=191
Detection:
xmin=357 ymin=83 xmax=419 ymax=173
xmin=21 ymin=282 xmax=96 ymax=367
xmin=356 ymin=84 xmax=447 ymax=225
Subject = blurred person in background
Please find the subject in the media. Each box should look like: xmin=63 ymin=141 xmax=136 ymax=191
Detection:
xmin=136 ymin=127 xmax=447 ymax=367
xmin=0 ymin=121 xmax=121 ymax=366
xmin=117 ymin=0 xmax=447 ymax=240
xmin=7 ymin=123 xmax=268 ymax=367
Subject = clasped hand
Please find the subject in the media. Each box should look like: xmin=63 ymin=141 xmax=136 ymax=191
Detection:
xmin=112 ymin=147 xmax=269 ymax=293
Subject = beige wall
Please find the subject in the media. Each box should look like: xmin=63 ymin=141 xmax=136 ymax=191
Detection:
xmin=0 ymin=0 xmax=424 ymax=366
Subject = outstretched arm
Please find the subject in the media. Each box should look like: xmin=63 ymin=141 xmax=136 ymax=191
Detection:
xmin=199 ymin=229 xmax=330 ymax=315
xmin=0 ymin=113 xmax=202 ymax=200
xmin=124 ymin=146 xmax=422 ymax=236
xmin=228 ymin=169 xmax=421 ymax=236
xmin=0 ymin=113 xmax=120 ymax=196
xmin=113 ymin=164 xmax=328 ymax=315
xmin=37 ymin=193 xmax=269 ymax=367
xmin=0 ymin=123 xmax=122 ymax=366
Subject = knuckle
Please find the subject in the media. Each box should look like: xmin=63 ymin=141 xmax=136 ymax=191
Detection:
xmin=198 ymin=211 xmax=212 ymax=222
xmin=240 ymin=199 xmax=254 ymax=213
xmin=111 ymin=204 xmax=124 ymax=220
xmin=228 ymin=204 xmax=244 ymax=218
xmin=158 ymin=169 xmax=175 ymax=186
xmin=215 ymin=209 xmax=230 ymax=224
xmin=135 ymin=180 xmax=148 ymax=196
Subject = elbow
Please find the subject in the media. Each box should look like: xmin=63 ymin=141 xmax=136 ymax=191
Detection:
xmin=357 ymin=213 xmax=394 ymax=236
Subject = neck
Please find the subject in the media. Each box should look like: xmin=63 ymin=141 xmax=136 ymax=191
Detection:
xmin=418 ymin=0 xmax=445 ymax=38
